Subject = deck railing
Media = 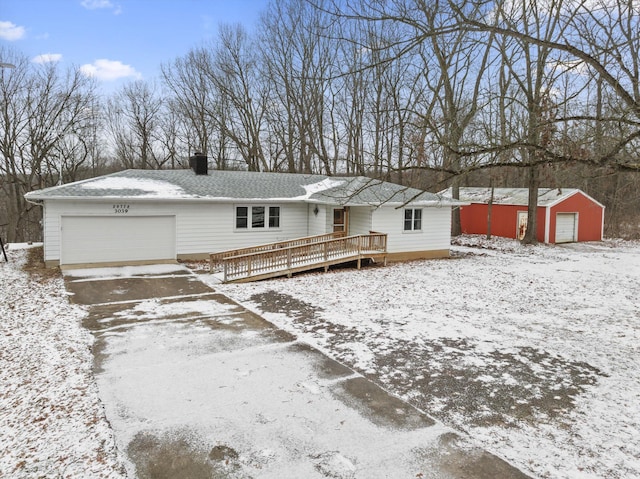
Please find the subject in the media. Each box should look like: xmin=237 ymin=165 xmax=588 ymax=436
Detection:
xmin=211 ymin=232 xmax=387 ymax=282
xmin=209 ymin=232 xmax=346 ymax=272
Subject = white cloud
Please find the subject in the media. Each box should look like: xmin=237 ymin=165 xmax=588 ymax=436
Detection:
xmin=32 ymin=53 xmax=63 ymax=64
xmin=80 ymin=0 xmax=122 ymax=14
xmin=556 ymin=59 xmax=588 ymax=75
xmin=80 ymin=59 xmax=142 ymax=81
xmin=0 ymin=21 xmax=26 ymax=41
xmin=80 ymin=0 xmax=112 ymax=9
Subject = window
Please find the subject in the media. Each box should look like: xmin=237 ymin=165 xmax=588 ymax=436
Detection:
xmin=236 ymin=205 xmax=280 ymax=230
xmin=236 ymin=206 xmax=248 ymax=229
xmin=404 ymin=208 xmax=422 ymax=231
xmin=269 ymin=207 xmax=280 ymax=227
xmin=252 ymin=206 xmax=265 ymax=228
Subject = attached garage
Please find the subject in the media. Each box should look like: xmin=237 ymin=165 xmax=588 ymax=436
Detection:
xmin=440 ymin=187 xmax=605 ymax=244
xmin=60 ymin=216 xmax=176 ymax=266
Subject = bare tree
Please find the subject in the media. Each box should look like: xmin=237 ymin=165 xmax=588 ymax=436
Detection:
xmin=452 ymin=0 xmax=640 ymax=172
xmin=320 ymin=0 xmax=640 ymax=239
xmin=162 ymin=48 xmax=223 ymax=166
xmin=0 ymin=48 xmax=99 ymax=242
xmin=486 ymin=1 xmax=569 ymax=243
xmin=207 ymin=24 xmax=269 ymax=172
xmin=407 ymin=2 xmax=497 ymax=234
xmin=260 ymin=0 xmax=341 ymax=174
xmin=106 ymin=80 xmax=169 ymax=170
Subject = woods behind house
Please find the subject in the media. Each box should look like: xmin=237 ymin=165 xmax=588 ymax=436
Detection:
xmin=2 ymin=0 xmax=640 ymax=243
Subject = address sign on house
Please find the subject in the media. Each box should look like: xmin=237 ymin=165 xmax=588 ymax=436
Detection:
xmin=112 ymin=204 xmax=130 ymax=214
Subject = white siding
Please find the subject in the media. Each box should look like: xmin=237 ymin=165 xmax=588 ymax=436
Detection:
xmin=326 ymin=207 xmax=335 ymax=232
xmin=307 ymin=204 xmax=328 ymax=236
xmin=42 ymin=200 xmax=310 ymax=262
xmin=223 ymin=202 xmax=309 ymax=251
xmin=372 ymin=205 xmax=451 ymax=253
xmin=348 ymin=206 xmax=373 ymax=235
xmin=42 ymin=202 xmax=55 ymax=261
xmin=41 ymin=198 xmax=452 ymax=263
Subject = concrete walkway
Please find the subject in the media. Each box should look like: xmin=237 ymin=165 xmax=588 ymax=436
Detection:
xmin=63 ymin=264 xmax=530 ymax=479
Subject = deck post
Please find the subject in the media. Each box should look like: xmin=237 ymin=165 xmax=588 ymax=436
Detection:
xmin=223 ymin=261 xmax=228 ymax=283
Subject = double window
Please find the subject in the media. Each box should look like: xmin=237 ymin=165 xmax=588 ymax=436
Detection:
xmin=236 ymin=206 xmax=280 ymax=229
xmin=404 ymin=208 xmax=422 ymax=231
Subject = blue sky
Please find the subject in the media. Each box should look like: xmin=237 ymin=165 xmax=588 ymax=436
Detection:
xmin=0 ymin=0 xmax=269 ymax=90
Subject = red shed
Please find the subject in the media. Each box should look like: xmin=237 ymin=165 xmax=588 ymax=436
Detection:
xmin=440 ymin=187 xmax=605 ymax=243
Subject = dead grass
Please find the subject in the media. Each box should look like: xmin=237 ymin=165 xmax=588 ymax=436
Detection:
xmin=21 ymin=246 xmax=61 ymax=282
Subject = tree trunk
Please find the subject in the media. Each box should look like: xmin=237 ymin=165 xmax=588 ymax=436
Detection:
xmin=522 ymin=164 xmax=539 ymax=244
xmin=486 ymin=186 xmax=494 ymax=239
xmin=451 ymin=176 xmax=462 ymax=236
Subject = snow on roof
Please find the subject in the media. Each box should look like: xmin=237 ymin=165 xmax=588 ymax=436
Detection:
xmin=300 ymin=178 xmax=346 ymax=199
xmin=25 ymin=168 xmax=457 ymax=207
xmin=80 ymin=176 xmax=189 ymax=198
xmin=439 ymin=187 xmax=600 ymax=207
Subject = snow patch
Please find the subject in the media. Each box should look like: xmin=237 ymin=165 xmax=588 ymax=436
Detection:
xmin=212 ymin=236 xmax=640 ymax=479
xmin=300 ymin=178 xmax=346 ymax=199
xmin=81 ymin=176 xmax=189 ymax=197
xmin=0 ymin=249 xmax=126 ymax=478
xmin=63 ymin=263 xmax=187 ymax=279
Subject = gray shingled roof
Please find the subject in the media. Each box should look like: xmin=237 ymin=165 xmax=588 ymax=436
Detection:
xmin=439 ymin=187 xmax=601 ymax=207
xmin=26 ymin=168 xmax=454 ymax=206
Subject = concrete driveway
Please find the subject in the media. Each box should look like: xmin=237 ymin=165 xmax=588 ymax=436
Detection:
xmin=63 ymin=264 xmax=530 ymax=479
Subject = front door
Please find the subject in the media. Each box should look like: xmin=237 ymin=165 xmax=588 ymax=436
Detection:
xmin=333 ymin=208 xmax=348 ymax=234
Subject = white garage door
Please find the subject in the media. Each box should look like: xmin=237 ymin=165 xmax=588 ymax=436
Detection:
xmin=61 ymin=216 xmax=176 ymax=265
xmin=555 ymin=213 xmax=577 ymax=243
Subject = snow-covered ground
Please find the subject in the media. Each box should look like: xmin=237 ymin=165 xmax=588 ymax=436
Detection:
xmin=209 ymin=236 xmax=640 ymax=479
xmin=2 ymin=237 xmax=639 ymax=479
xmin=0 ymin=245 xmax=126 ymax=479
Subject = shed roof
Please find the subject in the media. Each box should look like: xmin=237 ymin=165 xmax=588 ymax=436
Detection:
xmin=26 ymin=168 xmax=456 ymax=207
xmin=439 ymin=187 xmax=604 ymax=208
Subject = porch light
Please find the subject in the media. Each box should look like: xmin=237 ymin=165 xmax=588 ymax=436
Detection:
xmin=313 ymin=206 xmax=319 ymax=216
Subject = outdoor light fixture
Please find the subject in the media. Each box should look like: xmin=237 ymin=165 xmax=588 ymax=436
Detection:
xmin=313 ymin=206 xmax=319 ymax=216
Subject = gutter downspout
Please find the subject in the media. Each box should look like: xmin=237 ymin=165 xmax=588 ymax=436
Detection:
xmin=24 ymin=197 xmax=44 ymax=206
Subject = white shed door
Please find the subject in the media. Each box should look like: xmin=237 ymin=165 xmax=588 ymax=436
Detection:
xmin=61 ymin=216 xmax=176 ymax=265
xmin=555 ymin=213 xmax=577 ymax=243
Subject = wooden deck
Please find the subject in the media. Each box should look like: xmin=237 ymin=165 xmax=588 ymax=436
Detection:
xmin=210 ymin=232 xmax=387 ymax=283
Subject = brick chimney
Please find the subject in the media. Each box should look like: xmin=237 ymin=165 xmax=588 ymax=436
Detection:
xmin=189 ymin=152 xmax=208 ymax=175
